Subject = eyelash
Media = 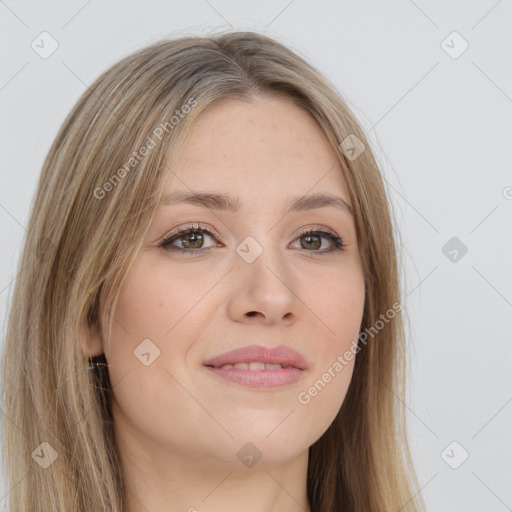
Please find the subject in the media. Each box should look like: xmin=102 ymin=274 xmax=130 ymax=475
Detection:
xmin=159 ymin=223 xmax=345 ymax=256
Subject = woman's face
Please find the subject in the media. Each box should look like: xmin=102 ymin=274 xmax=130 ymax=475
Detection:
xmin=100 ymin=96 xmax=365 ymax=472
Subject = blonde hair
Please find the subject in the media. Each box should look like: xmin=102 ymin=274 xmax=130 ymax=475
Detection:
xmin=1 ymin=31 xmax=426 ymax=512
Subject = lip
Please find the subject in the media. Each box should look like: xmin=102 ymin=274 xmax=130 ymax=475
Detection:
xmin=202 ymin=345 xmax=308 ymax=370
xmin=202 ymin=345 xmax=308 ymax=389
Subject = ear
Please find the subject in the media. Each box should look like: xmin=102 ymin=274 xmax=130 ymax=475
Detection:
xmin=80 ymin=316 xmax=104 ymax=358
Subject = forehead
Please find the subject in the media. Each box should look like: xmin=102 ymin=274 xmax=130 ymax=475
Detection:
xmin=165 ymin=96 xmax=350 ymax=204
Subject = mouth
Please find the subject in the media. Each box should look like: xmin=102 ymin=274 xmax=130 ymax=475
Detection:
xmin=205 ymin=361 xmax=298 ymax=370
xmin=202 ymin=345 xmax=307 ymax=388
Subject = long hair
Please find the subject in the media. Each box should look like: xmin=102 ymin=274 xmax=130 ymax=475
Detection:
xmin=1 ymin=31 xmax=426 ymax=512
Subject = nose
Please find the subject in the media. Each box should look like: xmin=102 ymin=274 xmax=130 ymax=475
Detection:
xmin=226 ymin=244 xmax=300 ymax=326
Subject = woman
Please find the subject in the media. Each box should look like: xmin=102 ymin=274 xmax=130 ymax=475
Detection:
xmin=1 ymin=31 xmax=426 ymax=512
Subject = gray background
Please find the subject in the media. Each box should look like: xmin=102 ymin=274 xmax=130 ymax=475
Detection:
xmin=1 ymin=1 xmax=511 ymax=511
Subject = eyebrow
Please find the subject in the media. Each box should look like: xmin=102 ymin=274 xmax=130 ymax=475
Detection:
xmin=159 ymin=191 xmax=353 ymax=215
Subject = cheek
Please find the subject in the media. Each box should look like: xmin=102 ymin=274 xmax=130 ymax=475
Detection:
xmin=102 ymin=260 xmax=212 ymax=448
xmin=104 ymin=256 xmax=222 ymax=398
xmin=293 ymin=267 xmax=364 ymax=430
xmin=294 ymin=323 xmax=359 ymax=440
xmin=306 ymin=264 xmax=365 ymax=343
xmin=108 ymin=258 xmax=206 ymax=350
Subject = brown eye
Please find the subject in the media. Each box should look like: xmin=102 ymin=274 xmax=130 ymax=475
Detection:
xmin=178 ymin=231 xmax=204 ymax=249
xmin=160 ymin=226 xmax=218 ymax=254
xmin=291 ymin=229 xmax=345 ymax=254
xmin=300 ymin=233 xmax=322 ymax=250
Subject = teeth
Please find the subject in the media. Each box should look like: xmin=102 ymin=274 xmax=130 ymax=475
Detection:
xmin=249 ymin=362 xmax=266 ymax=370
xmin=264 ymin=363 xmax=283 ymax=370
xmin=217 ymin=361 xmax=286 ymax=371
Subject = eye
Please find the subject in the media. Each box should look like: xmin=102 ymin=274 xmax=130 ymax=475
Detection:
xmin=160 ymin=223 xmax=219 ymax=255
xmin=290 ymin=228 xmax=345 ymax=254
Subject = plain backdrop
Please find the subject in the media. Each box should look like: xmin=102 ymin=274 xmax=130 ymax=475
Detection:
xmin=1 ymin=1 xmax=511 ymax=511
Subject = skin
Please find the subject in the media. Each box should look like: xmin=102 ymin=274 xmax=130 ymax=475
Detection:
xmin=85 ymin=95 xmax=366 ymax=512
